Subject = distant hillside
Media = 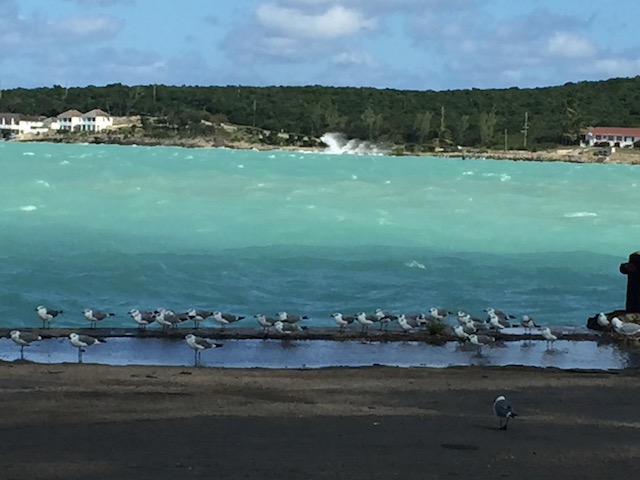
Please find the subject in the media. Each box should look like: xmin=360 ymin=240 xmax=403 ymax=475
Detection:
xmin=2 ymin=77 xmax=640 ymax=149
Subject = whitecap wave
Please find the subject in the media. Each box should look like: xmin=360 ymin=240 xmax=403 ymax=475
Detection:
xmin=22 ymin=152 xmax=35 ymax=156
xmin=20 ymin=205 xmax=37 ymax=212
xmin=564 ymin=212 xmax=598 ymax=218
xmin=320 ymin=132 xmax=390 ymax=155
xmin=405 ymin=260 xmax=426 ymax=269
xmin=36 ymin=180 xmax=50 ymax=188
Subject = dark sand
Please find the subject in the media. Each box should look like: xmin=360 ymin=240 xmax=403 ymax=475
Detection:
xmin=1 ymin=363 xmax=640 ymax=479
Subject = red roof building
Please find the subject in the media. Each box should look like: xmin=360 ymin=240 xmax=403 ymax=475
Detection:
xmin=585 ymin=127 xmax=640 ymax=147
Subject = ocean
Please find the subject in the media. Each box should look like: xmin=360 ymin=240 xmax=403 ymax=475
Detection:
xmin=1 ymin=141 xmax=638 ymax=330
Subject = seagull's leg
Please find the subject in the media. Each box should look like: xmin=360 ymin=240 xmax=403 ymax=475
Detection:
xmin=20 ymin=346 xmax=24 ymax=359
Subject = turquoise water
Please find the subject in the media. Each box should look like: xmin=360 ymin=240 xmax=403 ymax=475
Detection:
xmin=1 ymin=142 xmax=638 ymax=329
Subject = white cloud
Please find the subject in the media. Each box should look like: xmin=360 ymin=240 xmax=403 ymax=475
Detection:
xmin=51 ymin=14 xmax=121 ymax=38
xmin=547 ymin=32 xmax=594 ymax=58
xmin=331 ymin=50 xmax=378 ymax=68
xmin=256 ymin=3 xmax=376 ymax=39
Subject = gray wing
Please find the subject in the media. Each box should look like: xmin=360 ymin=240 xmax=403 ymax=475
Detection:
xmin=194 ymin=337 xmax=213 ymax=349
xmin=20 ymin=332 xmax=41 ymax=343
xmin=77 ymin=335 xmax=99 ymax=346
xmin=493 ymin=398 xmax=512 ymax=418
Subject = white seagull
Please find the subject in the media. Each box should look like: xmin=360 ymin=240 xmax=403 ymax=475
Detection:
xmin=541 ymin=327 xmax=557 ymax=349
xmin=428 ymin=307 xmax=450 ymax=321
xmin=186 ymin=309 xmax=213 ymax=329
xmin=185 ymin=333 xmax=222 ymax=366
xmin=35 ymin=305 xmax=63 ymax=329
xmin=597 ymin=312 xmax=610 ymax=328
xmin=83 ymin=309 xmax=115 ymax=329
xmin=493 ymin=395 xmax=518 ymax=430
xmin=520 ymin=314 xmax=539 ymax=334
xmin=331 ymin=312 xmax=354 ymax=332
xmin=129 ymin=309 xmax=155 ymax=330
xmin=212 ymin=311 xmax=245 ymax=329
xmin=397 ymin=314 xmax=414 ymax=333
xmin=611 ymin=317 xmax=640 ymax=337
xmin=276 ymin=311 xmax=308 ymax=324
xmin=10 ymin=330 xmax=42 ymax=359
xmin=356 ymin=312 xmax=376 ymax=334
xmin=468 ymin=334 xmax=494 ymax=354
xmin=453 ymin=325 xmax=470 ymax=340
xmin=488 ymin=313 xmax=506 ymax=331
xmin=255 ymin=314 xmax=276 ymax=333
xmin=69 ymin=333 xmax=102 ymax=363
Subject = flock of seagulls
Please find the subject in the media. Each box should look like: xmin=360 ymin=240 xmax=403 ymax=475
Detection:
xmin=15 ymin=305 xmax=639 ymax=365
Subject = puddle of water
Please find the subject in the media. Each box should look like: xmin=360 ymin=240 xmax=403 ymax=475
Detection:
xmin=0 ymin=337 xmax=631 ymax=370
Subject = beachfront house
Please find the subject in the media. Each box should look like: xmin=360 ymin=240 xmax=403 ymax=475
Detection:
xmin=584 ymin=127 xmax=640 ymax=148
xmin=0 ymin=113 xmax=48 ymax=136
xmin=56 ymin=109 xmax=113 ymax=132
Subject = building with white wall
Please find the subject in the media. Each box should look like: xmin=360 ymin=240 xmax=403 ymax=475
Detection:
xmin=584 ymin=127 xmax=640 ymax=147
xmin=56 ymin=109 xmax=113 ymax=132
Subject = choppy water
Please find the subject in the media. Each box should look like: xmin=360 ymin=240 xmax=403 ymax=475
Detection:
xmin=1 ymin=141 xmax=638 ymax=330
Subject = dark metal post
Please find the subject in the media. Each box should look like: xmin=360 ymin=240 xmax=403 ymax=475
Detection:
xmin=620 ymin=251 xmax=640 ymax=312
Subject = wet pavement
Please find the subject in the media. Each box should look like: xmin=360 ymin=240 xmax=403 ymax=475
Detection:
xmin=0 ymin=335 xmax=634 ymax=370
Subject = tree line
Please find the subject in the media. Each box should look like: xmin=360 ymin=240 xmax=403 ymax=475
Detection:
xmin=2 ymin=76 xmax=640 ymax=149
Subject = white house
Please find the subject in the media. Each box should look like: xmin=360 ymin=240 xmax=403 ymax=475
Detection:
xmin=0 ymin=113 xmax=48 ymax=135
xmin=584 ymin=127 xmax=640 ymax=148
xmin=56 ymin=109 xmax=113 ymax=132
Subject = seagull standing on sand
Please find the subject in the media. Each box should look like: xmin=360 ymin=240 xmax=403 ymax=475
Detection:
xmin=255 ymin=314 xmax=275 ymax=333
xmin=186 ymin=309 xmax=213 ymax=329
xmin=375 ymin=309 xmax=394 ymax=330
xmin=428 ymin=308 xmax=450 ymax=322
xmin=129 ymin=309 xmax=155 ymax=330
xmin=397 ymin=314 xmax=414 ymax=333
xmin=69 ymin=333 xmax=102 ymax=363
xmin=453 ymin=325 xmax=470 ymax=340
xmin=597 ymin=312 xmax=610 ymax=328
xmin=493 ymin=395 xmax=518 ymax=430
xmin=83 ymin=309 xmax=115 ymax=329
xmin=520 ymin=315 xmax=539 ymax=334
xmin=212 ymin=311 xmax=245 ymax=329
xmin=10 ymin=330 xmax=42 ymax=359
xmin=611 ymin=317 xmax=640 ymax=337
xmin=185 ymin=333 xmax=222 ymax=366
xmin=36 ymin=306 xmax=62 ymax=329
xmin=488 ymin=313 xmax=506 ymax=331
xmin=331 ymin=313 xmax=354 ymax=332
xmin=356 ymin=312 xmax=375 ymax=334
xmin=541 ymin=327 xmax=557 ymax=349
xmin=485 ymin=308 xmax=514 ymax=326
xmin=468 ymin=334 xmax=494 ymax=354
xmin=276 ymin=311 xmax=308 ymax=324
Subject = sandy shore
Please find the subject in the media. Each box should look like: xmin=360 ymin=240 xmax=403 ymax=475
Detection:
xmin=1 ymin=363 xmax=639 ymax=479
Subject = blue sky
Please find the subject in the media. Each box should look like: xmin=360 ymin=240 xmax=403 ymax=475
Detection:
xmin=1 ymin=0 xmax=639 ymax=91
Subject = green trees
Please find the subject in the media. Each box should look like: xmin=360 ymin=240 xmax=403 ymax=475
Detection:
xmin=2 ymin=76 xmax=640 ymax=148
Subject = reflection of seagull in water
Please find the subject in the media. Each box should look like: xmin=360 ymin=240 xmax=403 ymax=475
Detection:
xmin=10 ymin=330 xmax=42 ymax=359
xmin=493 ymin=395 xmax=518 ymax=431
xmin=611 ymin=317 xmax=640 ymax=337
xmin=541 ymin=327 xmax=557 ymax=349
xmin=69 ymin=333 xmax=102 ymax=363
xmin=83 ymin=309 xmax=115 ymax=329
xmin=255 ymin=314 xmax=276 ymax=333
xmin=185 ymin=334 xmax=222 ymax=366
xmin=520 ymin=315 xmax=539 ymax=334
xmin=331 ymin=313 xmax=354 ymax=332
xmin=597 ymin=312 xmax=610 ymax=328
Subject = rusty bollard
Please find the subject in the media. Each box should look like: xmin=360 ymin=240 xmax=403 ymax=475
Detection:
xmin=620 ymin=251 xmax=640 ymax=313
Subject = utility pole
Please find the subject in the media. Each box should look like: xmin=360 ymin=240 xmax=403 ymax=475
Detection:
xmin=252 ymin=99 xmax=257 ymax=128
xmin=504 ymin=129 xmax=508 ymax=151
xmin=152 ymin=84 xmax=157 ymax=102
xmin=522 ymin=111 xmax=529 ymax=148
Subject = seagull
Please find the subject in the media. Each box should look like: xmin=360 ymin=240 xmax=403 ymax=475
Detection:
xmin=453 ymin=325 xmax=470 ymax=340
xmin=428 ymin=307 xmax=450 ymax=321
xmin=69 ymin=333 xmax=102 ymax=363
xmin=468 ymin=334 xmax=494 ymax=354
xmin=485 ymin=308 xmax=515 ymax=325
xmin=331 ymin=312 xmax=354 ymax=332
xmin=397 ymin=314 xmax=414 ymax=333
xmin=375 ymin=308 xmax=395 ymax=330
xmin=611 ymin=317 xmax=640 ymax=337
xmin=212 ymin=311 xmax=245 ymax=329
xmin=276 ymin=311 xmax=308 ymax=324
xmin=185 ymin=333 xmax=222 ymax=366
xmin=541 ymin=327 xmax=557 ymax=349
xmin=520 ymin=315 xmax=539 ymax=334
xmin=10 ymin=330 xmax=42 ymax=359
xmin=186 ymin=309 xmax=213 ymax=329
xmin=129 ymin=309 xmax=155 ymax=330
xmin=597 ymin=312 xmax=610 ymax=328
xmin=83 ymin=309 xmax=115 ymax=329
xmin=488 ymin=313 xmax=506 ymax=331
xmin=273 ymin=320 xmax=303 ymax=335
xmin=486 ymin=309 xmax=512 ymax=328
xmin=356 ymin=312 xmax=376 ymax=334
xmin=155 ymin=308 xmax=183 ymax=330
xmin=35 ymin=306 xmax=62 ymax=329
xmin=493 ymin=395 xmax=518 ymax=430
xmin=254 ymin=314 xmax=276 ymax=333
